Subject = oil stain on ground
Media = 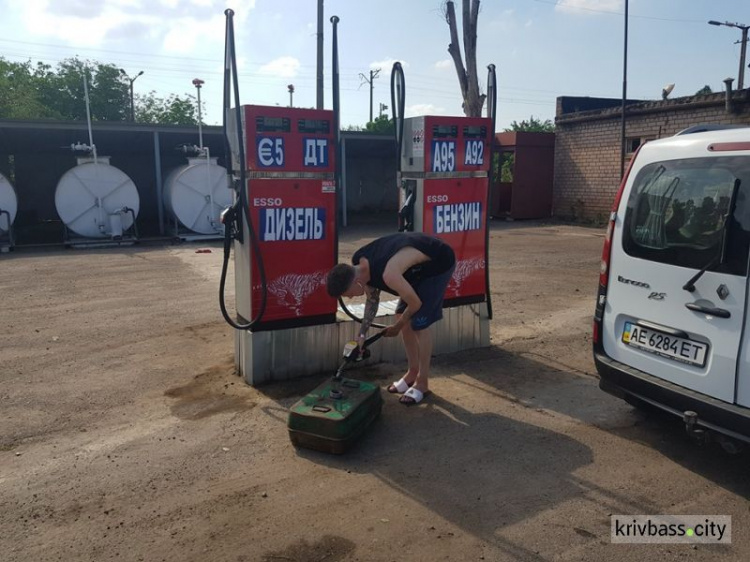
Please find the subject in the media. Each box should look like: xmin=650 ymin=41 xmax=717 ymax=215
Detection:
xmin=261 ymin=535 xmax=356 ymax=562
xmin=165 ymin=361 xmax=257 ymax=420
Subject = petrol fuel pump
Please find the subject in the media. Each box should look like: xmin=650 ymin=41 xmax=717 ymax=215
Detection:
xmin=234 ymin=105 xmax=337 ymax=329
xmin=221 ymin=10 xmax=344 ymax=385
xmin=392 ymin=62 xmax=497 ymax=310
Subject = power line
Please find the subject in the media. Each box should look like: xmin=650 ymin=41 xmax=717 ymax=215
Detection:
xmin=529 ymin=0 xmax=705 ymax=23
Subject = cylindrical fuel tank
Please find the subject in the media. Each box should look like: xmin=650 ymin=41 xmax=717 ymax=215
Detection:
xmin=55 ymin=157 xmax=140 ymax=239
xmin=0 ymin=171 xmax=17 ymax=234
xmin=163 ymin=157 xmax=231 ymax=235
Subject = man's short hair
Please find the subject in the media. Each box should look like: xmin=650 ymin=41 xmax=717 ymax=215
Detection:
xmin=326 ymin=263 xmax=355 ymax=297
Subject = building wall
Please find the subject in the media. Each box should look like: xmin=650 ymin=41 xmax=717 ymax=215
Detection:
xmin=554 ymin=90 xmax=750 ymax=222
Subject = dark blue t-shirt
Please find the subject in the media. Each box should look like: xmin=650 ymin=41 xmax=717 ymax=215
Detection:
xmin=352 ymin=233 xmax=455 ymax=295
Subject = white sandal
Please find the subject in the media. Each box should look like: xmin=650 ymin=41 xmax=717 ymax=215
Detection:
xmin=399 ymin=386 xmax=431 ymax=405
xmin=387 ymin=377 xmax=412 ymax=394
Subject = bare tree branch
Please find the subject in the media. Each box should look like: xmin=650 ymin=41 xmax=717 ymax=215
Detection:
xmin=445 ymin=0 xmax=468 ymax=102
xmin=463 ymin=0 xmax=483 ymax=116
xmin=445 ymin=0 xmax=485 ymax=117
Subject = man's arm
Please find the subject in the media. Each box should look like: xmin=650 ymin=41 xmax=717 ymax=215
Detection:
xmin=382 ymin=272 xmax=422 ymax=330
xmin=358 ymin=286 xmax=381 ymax=343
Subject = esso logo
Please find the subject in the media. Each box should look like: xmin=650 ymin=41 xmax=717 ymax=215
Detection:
xmin=427 ymin=194 xmax=449 ymax=204
xmin=253 ymin=197 xmax=283 ymax=207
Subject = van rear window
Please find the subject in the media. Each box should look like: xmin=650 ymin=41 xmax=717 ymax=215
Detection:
xmin=622 ymin=156 xmax=750 ymax=275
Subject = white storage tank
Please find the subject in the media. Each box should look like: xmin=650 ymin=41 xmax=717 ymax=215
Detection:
xmin=0 ymin=171 xmax=17 ymax=234
xmin=55 ymin=157 xmax=140 ymax=239
xmin=163 ymin=156 xmax=231 ymax=235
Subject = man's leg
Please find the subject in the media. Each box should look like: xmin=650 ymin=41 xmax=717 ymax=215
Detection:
xmin=400 ymin=314 xmax=420 ymax=384
xmin=413 ymin=326 xmax=433 ymax=393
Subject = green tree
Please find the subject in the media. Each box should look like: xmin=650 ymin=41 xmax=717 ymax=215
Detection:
xmin=0 ymin=56 xmax=199 ymax=125
xmin=134 ymin=92 xmax=199 ymax=125
xmin=364 ymin=115 xmax=394 ymax=134
xmin=34 ymin=58 xmax=129 ymax=121
xmin=0 ymin=59 xmax=50 ymax=119
xmin=505 ymin=115 xmax=554 ymax=133
xmin=695 ymin=85 xmax=713 ymax=96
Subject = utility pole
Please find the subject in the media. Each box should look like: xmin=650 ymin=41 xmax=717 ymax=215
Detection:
xmin=358 ymin=68 xmax=381 ymax=123
xmin=316 ymin=0 xmax=324 ymax=109
xmin=288 ymin=84 xmax=295 ymax=107
xmin=120 ymin=69 xmax=144 ymax=122
xmin=709 ymin=20 xmax=749 ymax=90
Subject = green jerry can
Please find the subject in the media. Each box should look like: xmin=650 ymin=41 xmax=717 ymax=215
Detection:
xmin=288 ymin=377 xmax=383 ymax=454
xmin=288 ymin=333 xmax=385 ymax=454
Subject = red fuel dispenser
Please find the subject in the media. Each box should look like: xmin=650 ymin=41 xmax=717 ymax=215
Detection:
xmin=236 ymin=105 xmax=338 ymax=330
xmin=395 ymin=93 xmax=494 ymax=305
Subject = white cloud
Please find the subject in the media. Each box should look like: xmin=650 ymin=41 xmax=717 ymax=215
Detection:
xmin=525 ymin=19 xmax=533 ymax=28
xmin=369 ymin=58 xmax=407 ymax=71
xmin=7 ymin=0 xmax=256 ymax=47
xmin=434 ymin=59 xmax=453 ymax=70
xmin=259 ymin=56 xmax=301 ymax=78
xmin=555 ymin=0 xmax=623 ymax=14
xmin=405 ymin=103 xmax=446 ymax=117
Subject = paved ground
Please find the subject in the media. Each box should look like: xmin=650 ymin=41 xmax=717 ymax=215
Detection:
xmin=1 ymin=220 xmax=748 ymax=562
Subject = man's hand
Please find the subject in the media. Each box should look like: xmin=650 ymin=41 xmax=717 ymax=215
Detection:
xmin=381 ymin=321 xmax=404 ymax=338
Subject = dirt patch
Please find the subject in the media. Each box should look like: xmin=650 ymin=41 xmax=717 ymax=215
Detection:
xmin=164 ymin=361 xmax=257 ymax=420
xmin=261 ymin=535 xmax=356 ymax=562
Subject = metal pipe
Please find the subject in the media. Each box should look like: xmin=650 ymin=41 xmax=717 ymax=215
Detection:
xmin=82 ymin=73 xmax=97 ymax=165
xmin=740 ymin=27 xmax=748 ymax=90
xmin=316 ymin=0 xmax=324 ymax=109
xmin=724 ymin=78 xmax=734 ymax=113
xmin=331 ymin=15 xmax=342 ymax=229
xmin=193 ymin=78 xmax=205 ymax=148
xmin=153 ymin=131 xmax=165 ymax=235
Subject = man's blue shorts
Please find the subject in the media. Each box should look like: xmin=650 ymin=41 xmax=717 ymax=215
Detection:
xmin=396 ymin=263 xmax=456 ymax=331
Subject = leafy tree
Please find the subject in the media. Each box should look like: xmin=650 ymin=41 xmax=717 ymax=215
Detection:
xmin=695 ymin=85 xmax=713 ymax=96
xmin=34 ymin=58 xmax=129 ymax=121
xmin=0 ymin=59 xmax=51 ymax=119
xmin=135 ymin=92 xmax=199 ymax=125
xmin=364 ymin=115 xmax=394 ymax=135
xmin=444 ymin=0 xmax=485 ymax=117
xmin=342 ymin=115 xmax=394 ymax=134
xmin=505 ymin=116 xmax=555 ymax=133
xmin=0 ymin=56 xmax=199 ymax=125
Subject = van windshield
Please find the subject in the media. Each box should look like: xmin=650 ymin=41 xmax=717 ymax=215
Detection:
xmin=622 ymin=156 xmax=750 ymax=275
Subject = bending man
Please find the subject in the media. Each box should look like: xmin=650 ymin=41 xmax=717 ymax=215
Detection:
xmin=326 ymin=232 xmax=455 ymax=405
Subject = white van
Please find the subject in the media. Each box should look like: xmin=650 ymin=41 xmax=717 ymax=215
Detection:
xmin=594 ymin=125 xmax=750 ymax=448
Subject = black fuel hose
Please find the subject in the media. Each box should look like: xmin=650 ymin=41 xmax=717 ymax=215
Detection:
xmin=337 ymin=296 xmax=386 ymax=329
xmin=218 ymin=8 xmax=268 ymax=330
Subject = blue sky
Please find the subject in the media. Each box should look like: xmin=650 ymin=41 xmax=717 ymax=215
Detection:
xmin=0 ymin=0 xmax=748 ymax=131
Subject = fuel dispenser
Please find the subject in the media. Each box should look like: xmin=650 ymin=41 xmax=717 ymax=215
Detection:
xmin=233 ymin=105 xmax=337 ymax=329
xmin=390 ymin=62 xmax=497 ymax=346
xmin=221 ymin=10 xmax=367 ymax=385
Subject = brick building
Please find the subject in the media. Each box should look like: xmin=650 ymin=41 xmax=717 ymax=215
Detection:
xmin=553 ymin=86 xmax=750 ymax=223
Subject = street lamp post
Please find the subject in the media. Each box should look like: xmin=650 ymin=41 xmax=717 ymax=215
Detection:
xmin=709 ymin=20 xmax=749 ymax=90
xmin=120 ymin=69 xmax=144 ymax=122
xmin=288 ymin=84 xmax=295 ymax=107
